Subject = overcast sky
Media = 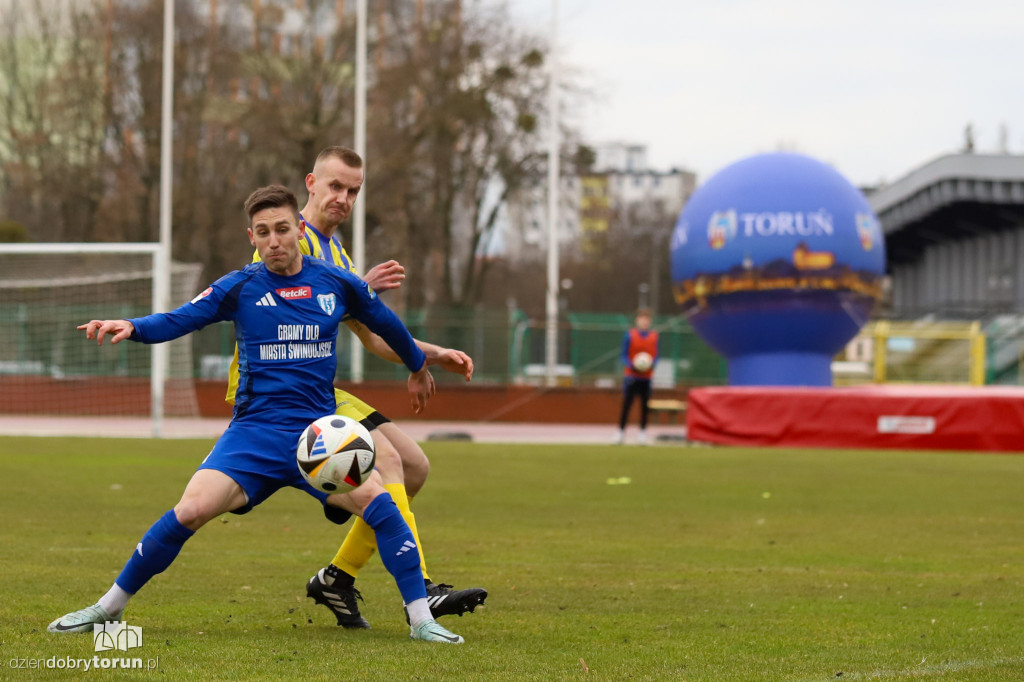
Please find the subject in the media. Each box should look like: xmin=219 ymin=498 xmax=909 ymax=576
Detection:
xmin=510 ymin=0 xmax=1024 ymax=187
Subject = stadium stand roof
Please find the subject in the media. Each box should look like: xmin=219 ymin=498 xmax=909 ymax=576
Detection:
xmin=868 ymin=153 xmax=1024 ymax=265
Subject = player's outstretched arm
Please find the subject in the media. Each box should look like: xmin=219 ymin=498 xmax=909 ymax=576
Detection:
xmin=408 ymin=366 xmax=436 ymax=414
xmin=427 ymin=346 xmax=474 ymax=381
xmin=344 ymin=318 xmax=400 ymax=362
xmin=343 ymin=319 xmax=474 ymax=381
xmin=337 ymin=267 xmax=426 ymax=381
xmin=362 ymin=260 xmax=405 ymax=292
xmin=77 ymin=319 xmax=135 ymax=346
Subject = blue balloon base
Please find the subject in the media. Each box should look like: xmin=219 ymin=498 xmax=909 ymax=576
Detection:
xmin=728 ymin=352 xmax=833 ymax=386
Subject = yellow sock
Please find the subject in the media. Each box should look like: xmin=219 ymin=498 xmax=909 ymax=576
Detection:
xmin=330 ymin=484 xmax=429 ymax=581
xmin=331 ymin=516 xmax=377 ymax=578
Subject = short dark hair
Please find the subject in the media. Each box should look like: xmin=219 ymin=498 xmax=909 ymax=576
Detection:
xmin=244 ymin=185 xmax=299 ymax=223
xmin=314 ymin=146 xmax=363 ymax=169
xmin=636 ymin=308 xmax=653 ymax=318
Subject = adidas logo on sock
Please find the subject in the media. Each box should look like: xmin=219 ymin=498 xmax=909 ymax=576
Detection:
xmin=255 ymin=292 xmax=277 ymax=307
xmin=395 ymin=540 xmax=417 ymax=557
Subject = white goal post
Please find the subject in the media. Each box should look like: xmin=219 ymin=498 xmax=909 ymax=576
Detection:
xmin=0 ymin=243 xmax=202 ymax=436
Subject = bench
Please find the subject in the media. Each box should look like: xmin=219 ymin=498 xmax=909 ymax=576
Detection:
xmin=648 ymin=399 xmax=687 ymax=424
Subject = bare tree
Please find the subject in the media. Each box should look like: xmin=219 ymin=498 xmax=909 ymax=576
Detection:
xmin=562 ymin=196 xmax=678 ymax=315
xmin=368 ymin=0 xmax=550 ymax=309
xmin=1 ymin=0 xmax=563 ymax=309
xmin=237 ymin=0 xmax=356 ymax=177
xmin=0 ymin=0 xmax=109 ymax=241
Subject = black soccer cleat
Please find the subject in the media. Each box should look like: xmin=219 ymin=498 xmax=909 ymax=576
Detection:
xmin=306 ymin=569 xmax=371 ymax=629
xmin=425 ymin=582 xmax=488 ymax=620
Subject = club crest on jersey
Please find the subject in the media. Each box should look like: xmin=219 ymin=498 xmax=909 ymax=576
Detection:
xmin=316 ymin=293 xmax=337 ymax=316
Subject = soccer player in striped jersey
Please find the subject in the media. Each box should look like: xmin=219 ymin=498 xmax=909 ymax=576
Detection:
xmin=226 ymin=147 xmax=486 ymax=629
xmin=49 ymin=185 xmax=463 ymax=643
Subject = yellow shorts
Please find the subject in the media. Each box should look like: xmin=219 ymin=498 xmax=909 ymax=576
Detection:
xmin=334 ymin=388 xmax=389 ymax=430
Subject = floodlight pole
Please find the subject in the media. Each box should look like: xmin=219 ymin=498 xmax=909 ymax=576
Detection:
xmin=544 ymin=0 xmax=560 ymax=387
xmin=153 ymin=0 xmax=175 ymax=437
xmin=351 ymin=0 xmax=367 ymax=383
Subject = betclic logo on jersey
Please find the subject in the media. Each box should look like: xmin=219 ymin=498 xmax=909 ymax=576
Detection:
xmin=190 ymin=287 xmax=213 ymax=304
xmin=275 ymin=286 xmax=312 ymax=300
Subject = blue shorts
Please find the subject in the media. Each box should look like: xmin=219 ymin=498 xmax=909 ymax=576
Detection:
xmin=198 ymin=420 xmax=352 ymax=525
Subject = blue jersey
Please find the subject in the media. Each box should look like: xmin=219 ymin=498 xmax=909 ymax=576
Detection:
xmin=129 ymin=257 xmax=425 ymax=429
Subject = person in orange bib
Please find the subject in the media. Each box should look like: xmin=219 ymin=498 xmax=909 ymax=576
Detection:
xmin=614 ymin=308 xmax=659 ymax=445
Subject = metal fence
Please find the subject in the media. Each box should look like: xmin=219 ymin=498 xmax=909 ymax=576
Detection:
xmin=16 ymin=300 xmax=1024 ymax=389
xmin=190 ymin=309 xmax=728 ymax=387
xmin=836 ymin=320 xmax=985 ymax=386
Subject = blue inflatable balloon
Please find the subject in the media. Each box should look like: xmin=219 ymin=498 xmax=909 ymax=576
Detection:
xmin=670 ymin=153 xmax=885 ymax=386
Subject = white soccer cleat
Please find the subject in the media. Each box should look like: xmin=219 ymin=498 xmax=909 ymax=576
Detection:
xmin=636 ymin=431 xmax=648 ymax=446
xmin=48 ymin=603 xmax=121 ymax=634
xmin=409 ymin=618 xmax=464 ymax=644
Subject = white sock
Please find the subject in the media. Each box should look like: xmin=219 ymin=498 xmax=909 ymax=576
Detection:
xmin=98 ymin=583 xmax=131 ymax=617
xmin=405 ymin=597 xmax=432 ymax=628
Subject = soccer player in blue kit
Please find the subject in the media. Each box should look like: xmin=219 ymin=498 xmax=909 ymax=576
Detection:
xmin=47 ymin=185 xmax=464 ymax=644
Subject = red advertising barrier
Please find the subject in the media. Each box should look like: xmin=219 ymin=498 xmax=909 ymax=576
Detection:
xmin=687 ymin=385 xmax=1024 ymax=452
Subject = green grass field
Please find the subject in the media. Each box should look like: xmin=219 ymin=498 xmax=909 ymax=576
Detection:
xmin=2 ymin=436 xmax=1023 ymax=681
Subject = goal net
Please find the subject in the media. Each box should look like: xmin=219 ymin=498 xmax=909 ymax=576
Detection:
xmin=0 ymin=245 xmax=203 ymax=426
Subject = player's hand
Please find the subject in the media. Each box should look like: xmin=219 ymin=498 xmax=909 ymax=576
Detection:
xmin=77 ymin=319 xmax=135 ymax=346
xmin=431 ymin=348 xmax=474 ymax=381
xmin=363 ymin=260 xmax=405 ymax=292
xmin=407 ymin=367 xmax=436 ymax=414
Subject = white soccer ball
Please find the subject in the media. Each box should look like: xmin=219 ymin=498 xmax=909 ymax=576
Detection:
xmin=632 ymin=351 xmax=654 ymax=372
xmin=296 ymin=415 xmax=376 ymax=494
